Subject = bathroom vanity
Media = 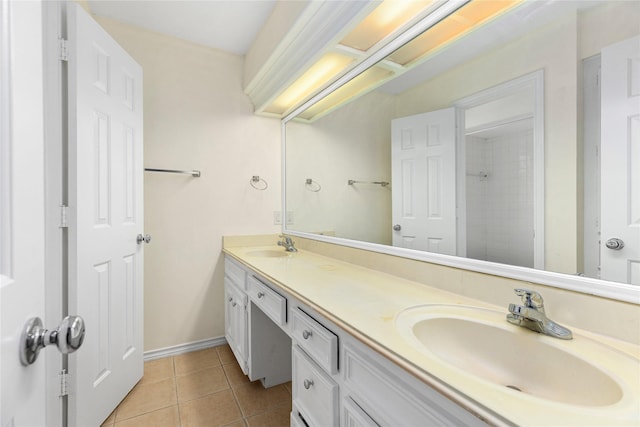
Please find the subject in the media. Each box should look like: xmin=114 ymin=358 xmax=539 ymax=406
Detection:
xmin=223 ymin=238 xmax=640 ymax=426
xmin=224 ymin=252 xmax=485 ymax=426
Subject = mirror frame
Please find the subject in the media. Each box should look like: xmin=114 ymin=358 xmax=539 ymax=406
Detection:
xmin=281 ymin=1 xmax=640 ymax=304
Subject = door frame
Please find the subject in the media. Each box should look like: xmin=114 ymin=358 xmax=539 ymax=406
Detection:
xmin=582 ymin=55 xmax=601 ymax=279
xmin=453 ymin=70 xmax=545 ymax=270
xmin=43 ymin=2 xmax=66 ymax=426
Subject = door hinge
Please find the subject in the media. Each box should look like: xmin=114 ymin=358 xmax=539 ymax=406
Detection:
xmin=59 ymin=38 xmax=69 ymax=61
xmin=60 ymin=204 xmax=69 ymax=228
xmin=59 ymin=369 xmax=68 ymax=397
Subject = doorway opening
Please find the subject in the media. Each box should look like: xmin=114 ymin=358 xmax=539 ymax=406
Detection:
xmin=455 ymin=71 xmax=544 ymax=269
xmin=464 ymin=117 xmax=534 ymax=268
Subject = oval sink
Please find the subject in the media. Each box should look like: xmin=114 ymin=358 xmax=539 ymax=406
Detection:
xmin=245 ymin=249 xmax=289 ymax=258
xmin=396 ymin=305 xmax=628 ymax=407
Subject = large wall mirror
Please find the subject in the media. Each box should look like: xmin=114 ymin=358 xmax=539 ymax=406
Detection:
xmin=283 ymin=0 xmax=640 ymax=302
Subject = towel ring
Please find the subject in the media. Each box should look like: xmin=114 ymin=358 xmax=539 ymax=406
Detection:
xmin=305 ymin=178 xmax=321 ymax=192
xmin=250 ymin=175 xmax=268 ymax=190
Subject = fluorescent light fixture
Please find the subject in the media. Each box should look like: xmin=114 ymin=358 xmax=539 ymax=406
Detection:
xmin=298 ymin=66 xmax=393 ymax=120
xmin=388 ymin=0 xmax=522 ymax=66
xmin=264 ymin=52 xmax=355 ymax=115
xmin=269 ymin=0 xmax=522 ymax=120
xmin=340 ymin=0 xmax=437 ymax=52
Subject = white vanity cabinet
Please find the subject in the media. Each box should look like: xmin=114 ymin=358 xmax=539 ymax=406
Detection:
xmin=341 ymin=337 xmax=487 ymax=427
xmin=224 ymin=257 xmax=291 ymax=385
xmin=224 ymin=258 xmax=248 ymax=374
xmin=224 ymin=254 xmax=487 ymax=426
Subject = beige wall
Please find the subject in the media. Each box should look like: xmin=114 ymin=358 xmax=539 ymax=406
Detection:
xmin=95 ymin=17 xmax=281 ymax=352
xmin=579 ymin=1 xmax=640 ymax=59
xmin=243 ymin=0 xmax=309 ymax=89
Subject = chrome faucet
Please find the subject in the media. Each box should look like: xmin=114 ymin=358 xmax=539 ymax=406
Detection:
xmin=506 ymin=288 xmax=572 ymax=340
xmin=277 ymin=235 xmax=298 ymax=252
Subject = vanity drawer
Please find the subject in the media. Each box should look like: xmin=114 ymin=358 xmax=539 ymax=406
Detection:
xmin=292 ymin=308 xmax=338 ymax=374
xmin=224 ymin=256 xmax=246 ymax=290
xmin=247 ymin=275 xmax=287 ymax=326
xmin=290 ymin=405 xmax=307 ymax=427
xmin=292 ymin=345 xmax=339 ymax=427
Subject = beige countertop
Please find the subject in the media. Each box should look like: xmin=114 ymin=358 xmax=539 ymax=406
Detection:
xmin=223 ymin=244 xmax=640 ymax=426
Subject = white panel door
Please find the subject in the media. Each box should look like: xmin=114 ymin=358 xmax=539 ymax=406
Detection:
xmin=0 ymin=1 xmax=47 ymax=425
xmin=601 ymin=35 xmax=640 ymax=285
xmin=66 ymin=4 xmax=144 ymax=426
xmin=391 ymin=108 xmax=457 ymax=255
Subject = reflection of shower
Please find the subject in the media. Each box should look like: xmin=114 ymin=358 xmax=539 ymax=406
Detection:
xmin=464 ymin=119 xmax=534 ymax=269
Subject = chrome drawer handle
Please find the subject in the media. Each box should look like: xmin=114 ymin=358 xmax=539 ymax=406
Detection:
xmin=257 ymin=291 xmax=265 ymax=298
xmin=302 ymin=330 xmax=312 ymax=340
xmin=303 ymin=379 xmax=314 ymax=390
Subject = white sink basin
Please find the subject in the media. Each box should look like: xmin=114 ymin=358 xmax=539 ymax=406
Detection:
xmin=396 ymin=305 xmax=634 ymax=407
xmin=245 ymin=249 xmax=289 ymax=258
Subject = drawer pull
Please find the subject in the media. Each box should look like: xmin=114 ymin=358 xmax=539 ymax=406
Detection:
xmin=228 ymin=297 xmax=233 ymax=302
xmin=303 ymin=379 xmax=314 ymax=390
xmin=231 ymin=301 xmax=237 ymax=307
xmin=257 ymin=291 xmax=265 ymax=298
xmin=302 ymin=330 xmax=313 ymax=340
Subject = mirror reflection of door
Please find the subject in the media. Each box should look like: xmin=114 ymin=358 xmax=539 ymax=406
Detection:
xmin=391 ymin=107 xmax=457 ymax=255
xmin=599 ymin=35 xmax=640 ymax=285
xmin=391 ymin=73 xmax=543 ymax=270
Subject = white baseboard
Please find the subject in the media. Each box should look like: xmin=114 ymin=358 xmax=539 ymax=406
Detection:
xmin=143 ymin=336 xmax=228 ymax=361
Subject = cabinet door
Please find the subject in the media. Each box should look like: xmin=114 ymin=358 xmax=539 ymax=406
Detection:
xmin=225 ymin=277 xmax=248 ymax=374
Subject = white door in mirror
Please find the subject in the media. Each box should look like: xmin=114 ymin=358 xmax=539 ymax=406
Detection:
xmin=601 ymin=35 xmax=640 ymax=285
xmin=391 ymin=107 xmax=457 ymax=255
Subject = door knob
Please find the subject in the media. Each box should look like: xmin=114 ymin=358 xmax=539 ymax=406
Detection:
xmin=136 ymin=233 xmax=152 ymax=244
xmin=20 ymin=315 xmax=85 ymax=366
xmin=605 ymin=238 xmax=624 ymax=250
xmin=393 ymin=224 xmax=401 ymax=231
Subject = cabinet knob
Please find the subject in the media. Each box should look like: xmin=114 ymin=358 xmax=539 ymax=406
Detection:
xmin=302 ymin=330 xmax=312 ymax=340
xmin=231 ymin=301 xmax=237 ymax=307
xmin=257 ymin=291 xmax=265 ymax=298
xmin=303 ymin=379 xmax=314 ymax=390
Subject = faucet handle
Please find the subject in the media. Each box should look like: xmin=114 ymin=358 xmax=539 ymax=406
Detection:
xmin=514 ymin=288 xmax=545 ymax=312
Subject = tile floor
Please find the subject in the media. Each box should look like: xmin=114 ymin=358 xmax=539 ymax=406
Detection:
xmin=100 ymin=345 xmax=292 ymax=427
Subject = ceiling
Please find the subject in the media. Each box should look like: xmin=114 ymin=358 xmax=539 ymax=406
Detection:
xmin=86 ymin=0 xmax=277 ymax=55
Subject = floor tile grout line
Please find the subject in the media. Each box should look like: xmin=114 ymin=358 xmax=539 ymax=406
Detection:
xmin=222 ymin=359 xmax=249 ymax=422
xmin=171 ymin=356 xmax=182 ymax=427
